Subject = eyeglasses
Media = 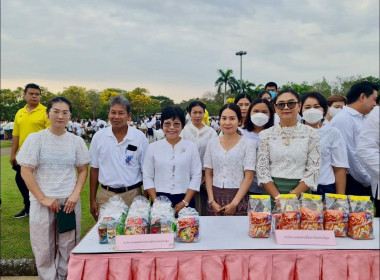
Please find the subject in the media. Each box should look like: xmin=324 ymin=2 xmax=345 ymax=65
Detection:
xmin=163 ymin=122 xmax=182 ymax=128
xmin=50 ymin=109 xmax=71 ymax=118
xmin=275 ymin=101 xmax=298 ymax=110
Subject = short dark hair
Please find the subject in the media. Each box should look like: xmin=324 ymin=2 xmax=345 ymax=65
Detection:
xmin=377 ymin=95 xmax=380 ymax=105
xmin=234 ymin=93 xmax=252 ymax=104
xmin=300 ymin=92 xmax=328 ymax=117
xmin=326 ymin=95 xmax=347 ymax=107
xmin=346 ymin=81 xmax=379 ymax=104
xmin=46 ymin=97 xmax=72 ymax=113
xmin=273 ymin=88 xmax=300 ymax=104
xmin=161 ymin=106 xmax=185 ymax=129
xmin=188 ymin=100 xmax=206 ymax=113
xmin=24 ymin=83 xmax=41 ymax=95
xmin=265 ymin=82 xmax=278 ymax=91
xmin=258 ymin=90 xmax=271 ymax=99
xmin=108 ymin=96 xmax=131 ymax=113
xmin=219 ymin=103 xmax=242 ymax=123
xmin=244 ymin=99 xmax=274 ymax=132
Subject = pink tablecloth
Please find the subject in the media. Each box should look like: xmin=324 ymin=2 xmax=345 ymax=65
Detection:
xmin=68 ymin=249 xmax=379 ymax=280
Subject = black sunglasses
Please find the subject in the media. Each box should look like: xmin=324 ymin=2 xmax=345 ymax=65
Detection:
xmin=275 ymin=101 xmax=298 ymax=110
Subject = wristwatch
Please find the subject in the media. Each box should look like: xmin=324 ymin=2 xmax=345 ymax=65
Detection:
xmin=182 ymin=199 xmax=189 ymax=207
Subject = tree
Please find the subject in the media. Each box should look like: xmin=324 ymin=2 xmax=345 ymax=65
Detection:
xmin=280 ymin=81 xmax=313 ymax=96
xmin=129 ymin=88 xmax=152 ymax=120
xmin=151 ymin=95 xmax=174 ymax=109
xmin=311 ymin=77 xmax=332 ymax=98
xmin=40 ymin=87 xmax=57 ymax=106
xmin=215 ymin=69 xmax=239 ymax=104
xmin=235 ymin=80 xmax=256 ymax=98
xmin=0 ymin=88 xmax=25 ymax=120
xmin=85 ymin=90 xmax=101 ymax=119
xmin=61 ymin=86 xmax=89 ymax=119
xmin=331 ymin=75 xmax=380 ymax=96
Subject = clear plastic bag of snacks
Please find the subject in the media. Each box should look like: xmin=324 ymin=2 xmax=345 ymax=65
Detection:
xmin=150 ymin=196 xmax=176 ymax=234
xmin=273 ymin=194 xmax=300 ymax=230
xmin=176 ymin=207 xmax=200 ymax=243
xmin=324 ymin=193 xmax=349 ymax=237
xmin=348 ymin=195 xmax=374 ymax=240
xmin=248 ymin=195 xmax=272 ymax=238
xmin=124 ymin=196 xmax=151 ymax=235
xmin=300 ymin=193 xmax=323 ymax=230
xmin=99 ymin=195 xmax=129 ymax=222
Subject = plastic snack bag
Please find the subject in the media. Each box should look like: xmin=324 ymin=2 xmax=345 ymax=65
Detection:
xmin=99 ymin=195 xmax=129 ymax=222
xmin=300 ymin=193 xmax=323 ymax=230
xmin=176 ymin=207 xmax=200 ymax=243
xmin=150 ymin=196 xmax=176 ymax=234
xmin=274 ymin=194 xmax=300 ymax=230
xmin=324 ymin=194 xmax=349 ymax=237
xmin=248 ymin=195 xmax=272 ymax=238
xmin=124 ymin=196 xmax=151 ymax=235
xmin=348 ymin=195 xmax=374 ymax=240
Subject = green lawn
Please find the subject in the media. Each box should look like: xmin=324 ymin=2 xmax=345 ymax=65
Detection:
xmin=0 ymin=155 xmax=95 ymax=259
xmin=1 ymin=141 xmax=12 ymax=148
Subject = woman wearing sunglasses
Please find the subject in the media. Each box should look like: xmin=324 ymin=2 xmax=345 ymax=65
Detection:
xmin=300 ymin=92 xmax=349 ymax=199
xmin=143 ymin=106 xmax=202 ymax=213
xmin=257 ymin=89 xmax=321 ymax=203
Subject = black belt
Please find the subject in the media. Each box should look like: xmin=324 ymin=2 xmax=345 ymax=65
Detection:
xmin=101 ymin=182 xmax=142 ymax=193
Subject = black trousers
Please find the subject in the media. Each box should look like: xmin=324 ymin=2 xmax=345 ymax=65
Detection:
xmin=346 ymin=174 xmax=372 ymax=196
xmin=13 ymin=164 xmax=30 ymax=212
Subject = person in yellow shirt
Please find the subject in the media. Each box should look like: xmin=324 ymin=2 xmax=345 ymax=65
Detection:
xmin=202 ymin=108 xmax=210 ymax=126
xmin=10 ymin=83 xmax=50 ymax=218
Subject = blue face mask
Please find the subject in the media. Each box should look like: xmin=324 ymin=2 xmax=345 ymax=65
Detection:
xmin=269 ymin=91 xmax=276 ymax=98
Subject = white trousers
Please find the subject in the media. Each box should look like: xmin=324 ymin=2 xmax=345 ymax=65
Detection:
xmin=30 ymin=198 xmax=81 ymax=280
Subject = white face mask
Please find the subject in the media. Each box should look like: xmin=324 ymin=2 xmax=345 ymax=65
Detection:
xmin=329 ymin=107 xmax=343 ymax=118
xmin=250 ymin=113 xmax=269 ymax=127
xmin=302 ymin=108 xmax=324 ymax=124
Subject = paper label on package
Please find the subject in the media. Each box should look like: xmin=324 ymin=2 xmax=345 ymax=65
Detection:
xmin=275 ymin=230 xmax=336 ymax=246
xmin=115 ymin=233 xmax=175 ymax=250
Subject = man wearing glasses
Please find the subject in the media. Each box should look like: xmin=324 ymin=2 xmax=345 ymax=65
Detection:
xmin=89 ymin=96 xmax=149 ymax=221
xmin=10 ymin=83 xmax=51 ymax=218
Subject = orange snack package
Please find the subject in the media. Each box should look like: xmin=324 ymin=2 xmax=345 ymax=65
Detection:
xmin=274 ymin=194 xmax=300 ymax=230
xmin=348 ymin=196 xmax=374 ymax=240
xmin=248 ymin=195 xmax=272 ymax=238
xmin=300 ymin=194 xmax=323 ymax=230
xmin=324 ymin=194 xmax=349 ymax=237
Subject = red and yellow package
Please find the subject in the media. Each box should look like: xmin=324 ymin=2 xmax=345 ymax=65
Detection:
xmin=300 ymin=194 xmax=323 ymax=230
xmin=348 ymin=196 xmax=374 ymax=240
xmin=280 ymin=211 xmax=300 ymax=230
xmin=248 ymin=195 xmax=272 ymax=238
xmin=276 ymin=194 xmax=300 ymax=230
xmin=324 ymin=194 xmax=349 ymax=237
xmin=176 ymin=208 xmax=200 ymax=243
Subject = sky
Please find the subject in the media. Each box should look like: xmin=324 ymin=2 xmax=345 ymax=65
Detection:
xmin=1 ymin=0 xmax=379 ymax=103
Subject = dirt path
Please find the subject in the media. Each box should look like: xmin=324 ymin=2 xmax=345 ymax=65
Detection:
xmin=1 ymin=147 xmax=12 ymax=157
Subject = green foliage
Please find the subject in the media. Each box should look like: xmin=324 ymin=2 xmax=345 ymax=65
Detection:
xmin=0 ymin=88 xmax=25 ymax=120
xmin=151 ymin=95 xmax=175 ymax=109
xmin=61 ymin=86 xmax=89 ymax=119
xmin=215 ymin=69 xmax=239 ymax=103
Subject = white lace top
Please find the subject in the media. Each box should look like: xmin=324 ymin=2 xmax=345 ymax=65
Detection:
xmin=204 ymin=137 xmax=256 ymax=189
xmin=16 ymin=129 xmax=90 ymax=200
xmin=257 ymin=123 xmax=320 ymax=191
xmin=180 ymin=122 xmax=218 ymax=168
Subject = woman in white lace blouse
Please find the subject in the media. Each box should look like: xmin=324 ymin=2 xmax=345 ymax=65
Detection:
xmin=181 ymin=101 xmax=218 ymax=215
xmin=16 ymin=97 xmax=90 ymax=279
xmin=204 ymin=104 xmax=255 ymax=216
xmin=300 ymin=92 xmax=349 ymax=199
xmin=257 ymin=89 xmax=321 ymax=202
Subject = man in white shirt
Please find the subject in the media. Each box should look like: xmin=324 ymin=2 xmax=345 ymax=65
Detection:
xmin=331 ymin=81 xmax=378 ymax=196
xmin=68 ymin=118 xmax=74 ymax=133
xmin=357 ymin=106 xmax=379 ymax=216
xmin=89 ymin=96 xmax=149 ymax=220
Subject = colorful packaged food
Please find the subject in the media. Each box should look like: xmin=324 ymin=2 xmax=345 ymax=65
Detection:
xmin=98 ymin=221 xmax=108 ymax=244
xmin=300 ymin=193 xmax=323 ymax=230
xmin=176 ymin=208 xmax=200 ymax=243
xmin=348 ymin=196 xmax=374 ymax=240
xmin=124 ymin=196 xmax=151 ymax=235
xmin=324 ymin=194 xmax=349 ymax=237
xmin=274 ymin=194 xmax=300 ymax=230
xmin=150 ymin=196 xmax=176 ymax=234
xmin=248 ymin=195 xmax=272 ymax=238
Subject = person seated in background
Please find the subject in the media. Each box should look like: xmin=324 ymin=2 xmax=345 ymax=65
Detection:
xmin=300 ymin=92 xmax=349 ymax=200
xmin=325 ymin=95 xmax=347 ymax=121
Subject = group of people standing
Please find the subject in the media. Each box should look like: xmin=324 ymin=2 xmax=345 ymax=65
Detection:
xmin=8 ymin=80 xmax=379 ymax=279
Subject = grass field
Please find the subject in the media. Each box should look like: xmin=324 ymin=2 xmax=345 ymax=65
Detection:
xmin=1 ymin=141 xmax=12 ymax=148
xmin=0 ymin=155 xmax=95 ymax=259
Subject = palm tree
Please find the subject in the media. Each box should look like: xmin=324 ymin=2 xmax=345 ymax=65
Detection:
xmin=215 ymin=69 xmax=239 ymax=104
xmin=240 ymin=80 xmax=256 ymax=97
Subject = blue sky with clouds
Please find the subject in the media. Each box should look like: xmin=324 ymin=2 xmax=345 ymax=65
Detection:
xmin=2 ymin=0 xmax=379 ymax=102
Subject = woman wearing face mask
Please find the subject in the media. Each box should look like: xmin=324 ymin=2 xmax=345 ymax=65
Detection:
xmin=258 ymin=91 xmax=272 ymax=102
xmin=234 ymin=94 xmax=253 ymax=128
xmin=300 ymin=92 xmax=349 ymax=198
xmin=242 ymin=99 xmax=274 ymax=194
xmin=325 ymin=95 xmax=347 ymax=121
xmin=204 ymin=104 xmax=255 ymax=216
xmin=257 ymin=89 xmax=321 ymax=204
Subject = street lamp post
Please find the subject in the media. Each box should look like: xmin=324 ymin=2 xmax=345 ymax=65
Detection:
xmin=235 ymin=51 xmax=247 ymax=94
